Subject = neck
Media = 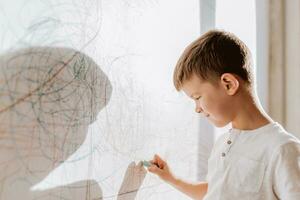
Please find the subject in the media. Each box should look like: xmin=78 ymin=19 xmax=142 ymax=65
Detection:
xmin=231 ymin=91 xmax=273 ymax=130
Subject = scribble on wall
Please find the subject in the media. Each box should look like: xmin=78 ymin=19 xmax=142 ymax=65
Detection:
xmin=0 ymin=1 xmax=200 ymax=199
xmin=0 ymin=47 xmax=112 ymax=199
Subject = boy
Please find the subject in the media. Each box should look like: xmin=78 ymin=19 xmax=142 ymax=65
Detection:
xmin=147 ymin=30 xmax=300 ymax=200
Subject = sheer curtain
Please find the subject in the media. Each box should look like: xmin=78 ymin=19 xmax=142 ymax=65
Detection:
xmin=268 ymin=0 xmax=300 ymax=138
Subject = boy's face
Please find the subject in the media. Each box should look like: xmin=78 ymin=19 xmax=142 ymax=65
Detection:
xmin=181 ymin=74 xmax=234 ymax=127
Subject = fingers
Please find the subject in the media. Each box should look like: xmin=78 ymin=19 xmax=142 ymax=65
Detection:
xmin=148 ymin=164 xmax=162 ymax=175
xmin=150 ymin=154 xmax=166 ymax=169
xmin=154 ymin=154 xmax=166 ymax=167
xmin=147 ymin=155 xmax=174 ymax=183
xmin=147 ymin=154 xmax=167 ymax=175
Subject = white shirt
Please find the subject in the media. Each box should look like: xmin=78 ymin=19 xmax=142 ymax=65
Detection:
xmin=204 ymin=122 xmax=300 ymax=200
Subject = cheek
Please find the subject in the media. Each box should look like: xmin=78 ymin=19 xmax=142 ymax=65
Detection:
xmin=204 ymin=94 xmax=232 ymax=117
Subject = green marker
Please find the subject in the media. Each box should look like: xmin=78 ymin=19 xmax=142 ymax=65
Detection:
xmin=142 ymin=160 xmax=160 ymax=168
xmin=142 ymin=160 xmax=152 ymax=167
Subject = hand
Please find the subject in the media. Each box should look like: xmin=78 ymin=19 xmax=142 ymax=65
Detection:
xmin=147 ymin=154 xmax=175 ymax=183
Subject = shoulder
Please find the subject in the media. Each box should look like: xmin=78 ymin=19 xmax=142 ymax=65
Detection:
xmin=265 ymin=123 xmax=300 ymax=166
xmin=257 ymin=122 xmax=299 ymax=149
xmin=267 ymin=123 xmax=300 ymax=149
xmin=270 ymin=137 xmax=300 ymax=163
xmin=241 ymin=122 xmax=300 ymax=163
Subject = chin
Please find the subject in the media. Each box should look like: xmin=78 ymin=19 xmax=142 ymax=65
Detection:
xmin=210 ymin=118 xmax=230 ymax=128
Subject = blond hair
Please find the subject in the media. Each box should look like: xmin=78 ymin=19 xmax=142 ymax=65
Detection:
xmin=173 ymin=30 xmax=254 ymax=91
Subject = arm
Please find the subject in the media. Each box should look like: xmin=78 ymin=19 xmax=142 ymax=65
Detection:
xmin=272 ymin=142 xmax=300 ymax=200
xmin=148 ymin=154 xmax=208 ymax=200
xmin=167 ymin=177 xmax=208 ymax=200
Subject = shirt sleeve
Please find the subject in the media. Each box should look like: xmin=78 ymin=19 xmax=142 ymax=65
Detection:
xmin=272 ymin=142 xmax=300 ymax=200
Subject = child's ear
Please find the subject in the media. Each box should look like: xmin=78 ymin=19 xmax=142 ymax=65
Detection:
xmin=220 ymin=73 xmax=239 ymax=95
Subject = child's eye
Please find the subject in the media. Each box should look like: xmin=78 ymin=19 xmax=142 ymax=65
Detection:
xmin=195 ymin=96 xmax=201 ymax=100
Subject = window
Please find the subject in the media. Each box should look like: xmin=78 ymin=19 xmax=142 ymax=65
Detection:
xmin=0 ymin=0 xmax=200 ymax=199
